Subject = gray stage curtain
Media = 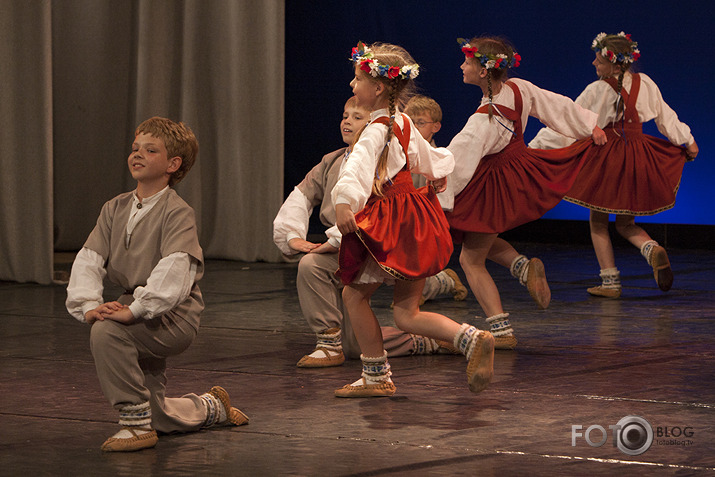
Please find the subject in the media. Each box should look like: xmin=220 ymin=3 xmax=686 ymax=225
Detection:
xmin=0 ymin=0 xmax=55 ymax=284
xmin=1 ymin=0 xmax=284 ymax=284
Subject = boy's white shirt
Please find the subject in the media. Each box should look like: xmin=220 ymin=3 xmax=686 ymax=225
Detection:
xmin=272 ymin=149 xmax=348 ymax=256
xmin=273 ymin=186 xmax=342 ymax=256
xmin=66 ymin=185 xmax=198 ymax=323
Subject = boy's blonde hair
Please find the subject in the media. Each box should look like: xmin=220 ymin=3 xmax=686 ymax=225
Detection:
xmin=135 ymin=117 xmax=199 ymax=187
xmin=405 ymin=95 xmax=442 ymax=122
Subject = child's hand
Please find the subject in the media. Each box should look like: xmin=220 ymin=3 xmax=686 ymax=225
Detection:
xmin=430 ymin=177 xmax=447 ymax=193
xmin=103 ymin=307 xmax=137 ymax=325
xmin=686 ymin=141 xmax=699 ymax=161
xmin=310 ymin=242 xmax=339 ymax=254
xmin=288 ymin=238 xmax=321 ymax=253
xmin=592 ymin=126 xmax=607 ymax=145
xmin=85 ymin=301 xmax=124 ymax=324
xmin=335 ymin=203 xmax=358 ymax=235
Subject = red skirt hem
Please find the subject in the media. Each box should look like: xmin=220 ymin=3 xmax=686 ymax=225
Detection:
xmin=447 ymin=138 xmax=593 ymax=242
xmin=337 ymin=174 xmax=453 ymax=286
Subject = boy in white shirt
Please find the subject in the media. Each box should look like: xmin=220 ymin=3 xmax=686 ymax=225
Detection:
xmin=66 ymin=117 xmax=247 ymax=452
xmin=273 ymin=98 xmax=466 ymax=367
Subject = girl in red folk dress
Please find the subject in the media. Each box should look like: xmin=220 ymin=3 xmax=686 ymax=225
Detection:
xmin=530 ymin=32 xmax=698 ymax=297
xmin=332 ymin=42 xmax=495 ymax=398
xmin=442 ymin=36 xmax=606 ymax=348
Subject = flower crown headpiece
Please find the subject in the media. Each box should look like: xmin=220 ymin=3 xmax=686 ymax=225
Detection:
xmin=457 ymin=38 xmax=521 ymax=70
xmin=591 ymin=32 xmax=640 ymax=64
xmin=350 ymin=42 xmax=420 ymax=80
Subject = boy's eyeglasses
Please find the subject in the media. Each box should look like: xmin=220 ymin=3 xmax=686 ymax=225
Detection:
xmin=414 ymin=120 xmax=435 ymax=127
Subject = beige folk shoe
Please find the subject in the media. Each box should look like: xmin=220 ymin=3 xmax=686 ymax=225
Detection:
xmin=209 ymin=386 xmax=250 ymax=426
xmin=334 ymin=378 xmax=396 ymax=398
xmin=296 ymin=348 xmax=345 ymax=368
xmin=494 ymin=334 xmax=517 ymax=350
xmin=587 ymin=285 xmax=622 ymax=298
xmin=651 ymin=246 xmax=673 ymax=292
xmin=466 ymin=331 xmax=495 ymax=393
xmin=100 ymin=427 xmax=158 ymax=452
xmin=443 ymin=268 xmax=468 ymax=301
xmin=526 ymin=258 xmax=551 ymax=310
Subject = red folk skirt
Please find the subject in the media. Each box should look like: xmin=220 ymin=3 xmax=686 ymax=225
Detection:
xmin=447 ymin=138 xmax=593 ymax=242
xmin=564 ymin=124 xmax=687 ymax=215
xmin=337 ymin=169 xmax=453 ymax=285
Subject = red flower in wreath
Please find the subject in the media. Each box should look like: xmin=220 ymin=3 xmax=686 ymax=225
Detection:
xmin=513 ymin=53 xmax=521 ymax=67
xmin=387 ymin=66 xmax=400 ymax=79
xmin=462 ymin=46 xmax=478 ymax=58
xmin=360 ymin=60 xmax=372 ymax=74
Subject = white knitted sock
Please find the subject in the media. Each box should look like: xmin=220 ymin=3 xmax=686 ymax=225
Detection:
xmin=510 ymin=255 xmax=529 ymax=286
xmin=350 ymin=351 xmax=392 ymax=386
xmin=200 ymin=392 xmax=227 ymax=427
xmin=640 ymin=240 xmax=658 ymax=265
xmin=599 ymin=267 xmax=621 ymax=289
xmin=485 ymin=313 xmax=513 ymax=338
xmin=410 ymin=334 xmax=440 ymax=354
xmin=422 ymin=271 xmax=455 ymax=300
xmin=113 ymin=401 xmax=153 ymax=438
xmin=308 ymin=327 xmax=342 ymax=358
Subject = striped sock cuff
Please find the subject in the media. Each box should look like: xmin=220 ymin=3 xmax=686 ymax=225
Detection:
xmin=118 ymin=401 xmax=152 ymax=427
xmin=485 ymin=313 xmax=512 ymax=337
xmin=361 ymin=351 xmax=391 ymax=383
xmin=200 ymin=393 xmax=223 ymax=427
xmin=453 ymin=323 xmax=480 ymax=357
xmin=316 ymin=327 xmax=342 ymax=352
xmin=640 ymin=240 xmax=658 ymax=265
xmin=510 ymin=255 xmax=529 ymax=286
xmin=410 ymin=334 xmax=438 ymax=355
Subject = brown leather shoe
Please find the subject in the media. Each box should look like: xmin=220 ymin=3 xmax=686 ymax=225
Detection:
xmin=100 ymin=427 xmax=158 ymax=452
xmin=651 ymin=246 xmax=673 ymax=292
xmin=466 ymin=331 xmax=495 ymax=393
xmin=494 ymin=334 xmax=517 ymax=350
xmin=587 ymin=285 xmax=622 ymax=298
xmin=526 ymin=258 xmax=551 ymax=309
xmin=443 ymin=268 xmax=468 ymax=301
xmin=209 ymin=386 xmax=249 ymax=426
xmin=296 ymin=348 xmax=345 ymax=368
xmin=334 ymin=378 xmax=396 ymax=398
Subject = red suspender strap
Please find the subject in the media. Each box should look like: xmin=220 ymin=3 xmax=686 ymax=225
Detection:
xmin=475 ymin=81 xmax=523 ymax=138
xmin=372 ymin=114 xmax=412 ymax=167
xmin=604 ymin=74 xmax=640 ymax=123
xmin=625 ymin=74 xmax=641 ymax=122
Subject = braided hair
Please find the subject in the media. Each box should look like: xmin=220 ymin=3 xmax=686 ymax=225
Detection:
xmin=467 ymin=36 xmax=516 ymax=120
xmin=350 ymin=42 xmax=417 ymax=196
xmin=596 ymin=34 xmax=637 ymax=116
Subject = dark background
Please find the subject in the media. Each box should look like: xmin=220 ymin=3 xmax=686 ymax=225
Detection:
xmin=284 ymin=0 xmax=712 ymax=231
